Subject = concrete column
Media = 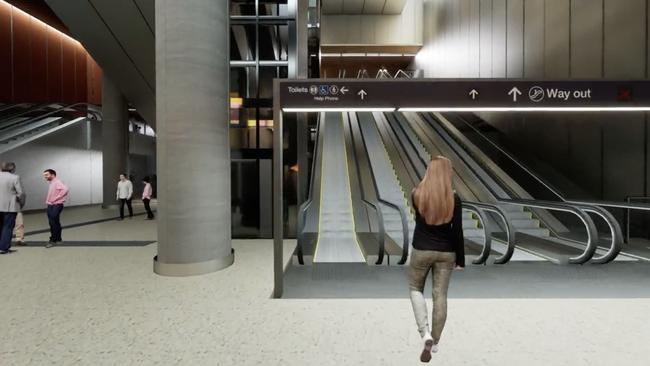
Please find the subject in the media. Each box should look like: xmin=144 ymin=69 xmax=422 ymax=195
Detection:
xmin=154 ymin=0 xmax=233 ymax=276
xmin=101 ymin=75 xmax=129 ymax=208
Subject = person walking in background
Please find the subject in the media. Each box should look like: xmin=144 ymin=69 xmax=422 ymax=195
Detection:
xmin=7 ymin=163 xmax=26 ymax=246
xmin=0 ymin=162 xmax=25 ymax=254
xmin=408 ymin=157 xmax=465 ymax=363
xmin=142 ymin=176 xmax=154 ymax=220
xmin=43 ymin=169 xmax=68 ymax=248
xmin=116 ymin=174 xmax=133 ymax=220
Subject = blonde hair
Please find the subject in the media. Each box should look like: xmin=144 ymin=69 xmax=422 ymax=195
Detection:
xmin=413 ymin=156 xmax=454 ymax=225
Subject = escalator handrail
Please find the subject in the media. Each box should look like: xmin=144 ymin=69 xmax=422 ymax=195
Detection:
xmin=420 ymin=112 xmax=622 ymax=263
xmin=356 ymin=112 xmax=408 ymax=264
xmin=348 ymin=112 xmax=387 ymax=264
xmin=461 ymin=203 xmax=492 ymax=265
xmin=296 ymin=113 xmax=322 ymax=265
xmin=569 ymin=204 xmax=622 ymax=264
xmin=0 ymin=103 xmax=50 ymax=122
xmin=0 ymin=103 xmax=94 ymax=132
xmin=377 ymin=198 xmax=409 ymax=264
xmin=448 ymin=113 xmax=566 ymax=200
xmin=463 ymin=201 xmax=516 ymax=264
xmin=390 ymin=112 xmax=510 ymax=264
xmin=362 ymin=199 xmax=386 ymax=265
xmin=499 ymin=198 xmax=599 ymax=264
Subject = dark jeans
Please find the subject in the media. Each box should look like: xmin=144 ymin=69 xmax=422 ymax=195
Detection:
xmin=143 ymin=198 xmax=154 ymax=218
xmin=119 ymin=199 xmax=133 ymax=218
xmin=47 ymin=204 xmax=64 ymax=242
xmin=0 ymin=212 xmax=17 ymax=251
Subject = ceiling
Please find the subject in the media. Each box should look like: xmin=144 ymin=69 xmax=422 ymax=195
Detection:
xmin=321 ymin=0 xmax=409 ymax=15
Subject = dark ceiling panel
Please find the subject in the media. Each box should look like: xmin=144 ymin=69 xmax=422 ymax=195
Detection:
xmin=44 ymin=0 xmax=155 ymax=125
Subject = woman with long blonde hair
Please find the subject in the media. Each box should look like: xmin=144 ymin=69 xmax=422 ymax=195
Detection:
xmin=409 ymin=156 xmax=465 ymax=363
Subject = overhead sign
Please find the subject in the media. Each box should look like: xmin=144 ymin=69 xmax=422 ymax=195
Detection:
xmin=279 ymin=79 xmax=650 ymax=111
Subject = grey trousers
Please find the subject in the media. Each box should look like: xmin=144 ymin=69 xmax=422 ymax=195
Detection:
xmin=408 ymin=248 xmax=455 ymax=343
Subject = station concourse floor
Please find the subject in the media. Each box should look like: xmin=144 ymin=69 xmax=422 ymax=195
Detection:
xmin=1 ymin=205 xmax=649 ymax=365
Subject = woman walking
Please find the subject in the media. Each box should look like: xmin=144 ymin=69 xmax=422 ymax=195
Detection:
xmin=408 ymin=156 xmax=465 ymax=363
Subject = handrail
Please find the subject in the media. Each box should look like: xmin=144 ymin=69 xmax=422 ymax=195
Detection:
xmin=499 ymin=198 xmax=599 ymax=264
xmin=390 ymin=112 xmax=512 ymax=264
xmin=363 ymin=199 xmax=386 ymax=265
xmin=569 ymin=203 xmax=622 ymax=264
xmin=461 ymin=204 xmax=491 ymax=265
xmin=421 ymin=112 xmax=623 ymax=263
xmin=463 ymin=201 xmax=516 ymax=264
xmin=0 ymin=103 xmax=93 ymax=132
xmin=296 ymin=113 xmax=322 ymax=265
xmin=347 ymin=112 xmax=388 ymax=264
xmin=0 ymin=103 xmax=52 ymax=122
xmin=449 ymin=113 xmax=566 ymax=200
xmin=394 ymin=69 xmax=411 ymax=79
xmin=356 ymin=112 xmax=409 ymax=264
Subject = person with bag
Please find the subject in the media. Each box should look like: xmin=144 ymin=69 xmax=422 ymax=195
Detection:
xmin=408 ymin=156 xmax=465 ymax=363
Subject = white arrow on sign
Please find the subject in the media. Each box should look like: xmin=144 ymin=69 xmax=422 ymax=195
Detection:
xmin=358 ymin=89 xmax=367 ymax=100
xmin=508 ymin=87 xmax=522 ymax=102
xmin=469 ymin=89 xmax=479 ymax=100
xmin=340 ymin=86 xmax=349 ymax=95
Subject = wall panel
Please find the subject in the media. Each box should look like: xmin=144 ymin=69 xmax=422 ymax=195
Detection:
xmin=30 ymin=18 xmax=47 ymax=102
xmin=12 ymin=9 xmax=31 ymax=102
xmin=506 ymin=0 xmax=524 ymax=78
xmin=0 ymin=2 xmax=12 ymax=101
xmin=544 ymin=0 xmax=570 ymax=78
xmin=46 ymin=28 xmax=62 ymax=101
xmin=2 ymin=1 xmax=101 ymax=104
xmin=570 ymin=0 xmax=603 ymax=78
xmin=61 ymin=37 xmax=76 ymax=103
xmin=523 ymin=0 xmax=544 ymax=78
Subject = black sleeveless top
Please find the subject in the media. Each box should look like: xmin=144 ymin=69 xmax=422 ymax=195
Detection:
xmin=411 ymin=193 xmax=465 ymax=267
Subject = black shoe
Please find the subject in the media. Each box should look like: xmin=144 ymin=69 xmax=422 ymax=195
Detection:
xmin=0 ymin=249 xmax=16 ymax=254
xmin=117 ymin=218 xmax=124 ymax=221
xmin=15 ymin=240 xmax=27 ymax=246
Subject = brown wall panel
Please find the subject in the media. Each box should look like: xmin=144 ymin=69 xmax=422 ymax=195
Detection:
xmin=86 ymin=55 xmax=102 ymax=105
xmin=74 ymin=44 xmax=87 ymax=102
xmin=46 ymin=27 xmax=62 ymax=101
xmin=12 ymin=9 xmax=31 ymax=102
xmin=61 ymin=38 xmax=76 ymax=103
xmin=2 ymin=1 xmax=101 ymax=104
xmin=0 ymin=2 xmax=12 ymax=101
xmin=30 ymin=19 xmax=47 ymax=102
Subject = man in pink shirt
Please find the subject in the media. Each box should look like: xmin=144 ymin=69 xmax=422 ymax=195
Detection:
xmin=43 ymin=169 xmax=69 ymax=248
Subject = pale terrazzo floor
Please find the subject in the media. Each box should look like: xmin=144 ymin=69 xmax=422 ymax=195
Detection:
xmin=1 ymin=207 xmax=649 ymax=365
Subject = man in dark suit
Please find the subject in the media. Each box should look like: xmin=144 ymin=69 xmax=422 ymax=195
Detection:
xmin=0 ymin=162 xmax=25 ymax=254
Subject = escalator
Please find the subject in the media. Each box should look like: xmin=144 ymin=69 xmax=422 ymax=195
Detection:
xmin=296 ymin=112 xmax=493 ymax=266
xmin=0 ymin=103 xmax=100 ymax=154
xmin=389 ymin=111 xmax=624 ymax=264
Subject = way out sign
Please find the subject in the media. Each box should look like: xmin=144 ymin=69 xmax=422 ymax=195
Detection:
xmin=277 ymin=79 xmax=650 ymax=112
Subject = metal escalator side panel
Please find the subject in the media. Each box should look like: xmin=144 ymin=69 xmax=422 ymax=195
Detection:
xmin=313 ymin=112 xmax=366 ymax=263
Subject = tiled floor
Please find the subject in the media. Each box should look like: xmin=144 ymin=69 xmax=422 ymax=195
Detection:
xmin=1 ymin=206 xmax=649 ymax=365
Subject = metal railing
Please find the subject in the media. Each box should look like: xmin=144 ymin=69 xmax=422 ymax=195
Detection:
xmin=420 ymin=112 xmax=625 ymax=263
xmin=384 ymin=112 xmax=514 ymax=264
xmin=354 ymin=112 xmax=409 ymax=264
xmin=296 ymin=113 xmax=322 ymax=265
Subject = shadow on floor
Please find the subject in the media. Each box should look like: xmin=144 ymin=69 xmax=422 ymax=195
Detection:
xmin=18 ymin=241 xmax=155 ymax=247
xmin=283 ymin=262 xmax=650 ymax=299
